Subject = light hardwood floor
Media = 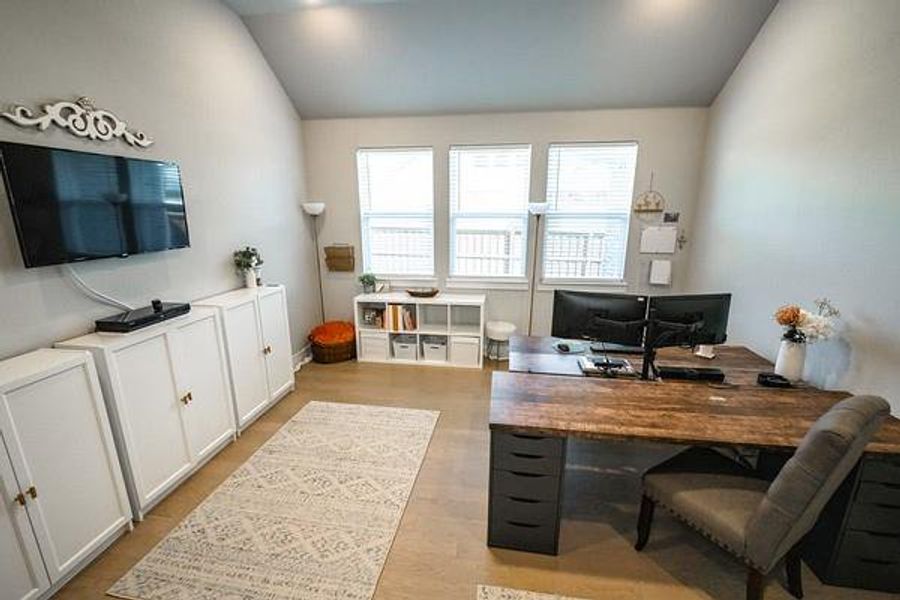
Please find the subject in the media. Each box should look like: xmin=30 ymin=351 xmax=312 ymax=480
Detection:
xmin=56 ymin=361 xmax=897 ymax=600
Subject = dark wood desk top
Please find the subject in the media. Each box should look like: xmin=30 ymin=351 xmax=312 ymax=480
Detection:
xmin=495 ymin=337 xmax=900 ymax=455
xmin=509 ymin=336 xmax=772 ymax=384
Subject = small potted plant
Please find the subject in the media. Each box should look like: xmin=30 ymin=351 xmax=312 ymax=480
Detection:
xmin=358 ymin=273 xmax=377 ymax=294
xmin=773 ymin=298 xmax=839 ymax=381
xmin=233 ymin=246 xmax=264 ymax=288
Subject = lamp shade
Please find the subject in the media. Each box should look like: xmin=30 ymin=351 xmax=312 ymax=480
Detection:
xmin=302 ymin=201 xmax=326 ymax=216
xmin=528 ymin=202 xmax=549 ymax=215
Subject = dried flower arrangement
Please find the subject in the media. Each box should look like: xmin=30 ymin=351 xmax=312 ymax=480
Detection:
xmin=774 ymin=298 xmax=840 ymax=343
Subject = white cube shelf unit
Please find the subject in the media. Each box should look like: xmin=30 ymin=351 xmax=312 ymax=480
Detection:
xmin=354 ymin=292 xmax=486 ymax=368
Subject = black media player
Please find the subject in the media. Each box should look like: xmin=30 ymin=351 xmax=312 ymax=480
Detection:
xmin=95 ymin=300 xmax=191 ymax=333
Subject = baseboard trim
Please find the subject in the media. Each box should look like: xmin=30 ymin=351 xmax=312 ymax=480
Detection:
xmin=293 ymin=343 xmax=312 ymax=372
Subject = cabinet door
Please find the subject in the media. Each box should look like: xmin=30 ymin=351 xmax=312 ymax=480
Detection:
xmin=222 ymin=300 xmax=270 ymax=427
xmin=0 ymin=362 xmax=129 ymax=582
xmin=112 ymin=335 xmax=192 ymax=508
xmin=259 ymin=290 xmax=294 ymax=401
xmin=172 ymin=315 xmax=235 ymax=462
xmin=0 ymin=440 xmax=49 ymax=600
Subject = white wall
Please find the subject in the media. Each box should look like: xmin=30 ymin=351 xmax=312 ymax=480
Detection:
xmin=688 ymin=0 xmax=900 ymax=412
xmin=0 ymin=0 xmax=318 ymax=358
xmin=303 ymin=108 xmax=708 ymax=333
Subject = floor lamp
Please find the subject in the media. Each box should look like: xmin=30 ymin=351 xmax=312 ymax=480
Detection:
xmin=302 ymin=201 xmax=326 ymax=323
xmin=526 ymin=202 xmax=548 ymax=336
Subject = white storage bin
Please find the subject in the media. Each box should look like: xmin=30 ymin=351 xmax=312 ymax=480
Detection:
xmin=360 ymin=331 xmax=389 ymax=361
xmin=392 ymin=334 xmax=418 ymax=360
xmin=450 ymin=336 xmax=481 ymax=367
xmin=421 ymin=335 xmax=448 ymax=362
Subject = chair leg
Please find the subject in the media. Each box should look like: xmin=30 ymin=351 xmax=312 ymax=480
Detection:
xmin=785 ymin=544 xmax=804 ymax=599
xmin=634 ymin=494 xmax=655 ymax=551
xmin=746 ymin=568 xmax=765 ymax=600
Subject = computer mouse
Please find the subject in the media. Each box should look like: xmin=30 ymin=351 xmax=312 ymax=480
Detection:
xmin=557 ymin=343 xmax=570 ymax=353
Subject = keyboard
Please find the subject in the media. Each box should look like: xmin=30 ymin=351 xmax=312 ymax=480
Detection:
xmin=656 ymin=365 xmax=725 ymax=383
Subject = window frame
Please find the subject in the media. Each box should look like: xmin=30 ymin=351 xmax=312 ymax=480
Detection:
xmin=446 ymin=143 xmax=533 ymax=286
xmin=356 ymin=146 xmax=436 ymax=280
xmin=540 ymin=141 xmax=639 ymax=287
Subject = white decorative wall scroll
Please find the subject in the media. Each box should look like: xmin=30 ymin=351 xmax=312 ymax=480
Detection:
xmin=1 ymin=96 xmax=153 ymax=148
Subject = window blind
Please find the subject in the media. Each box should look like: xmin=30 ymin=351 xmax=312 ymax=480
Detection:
xmin=543 ymin=142 xmax=638 ymax=280
xmin=356 ymin=147 xmax=434 ymax=276
xmin=449 ymin=145 xmax=531 ymax=278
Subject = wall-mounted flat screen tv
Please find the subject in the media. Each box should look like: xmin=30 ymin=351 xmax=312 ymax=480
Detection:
xmin=0 ymin=141 xmax=189 ymax=268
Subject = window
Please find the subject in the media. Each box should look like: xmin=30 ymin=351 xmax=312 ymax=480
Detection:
xmin=356 ymin=147 xmax=434 ymax=276
xmin=543 ymin=142 xmax=638 ymax=281
xmin=449 ymin=145 xmax=531 ymax=278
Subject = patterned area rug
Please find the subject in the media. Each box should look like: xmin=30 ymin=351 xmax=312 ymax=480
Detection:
xmin=108 ymin=401 xmax=439 ymax=600
xmin=477 ymin=585 xmax=590 ymax=600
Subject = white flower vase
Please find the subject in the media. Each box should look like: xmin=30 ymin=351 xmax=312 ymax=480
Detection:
xmin=774 ymin=340 xmax=806 ymax=381
xmin=244 ymin=269 xmax=258 ymax=289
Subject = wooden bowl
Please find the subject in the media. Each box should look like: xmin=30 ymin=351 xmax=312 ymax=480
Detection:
xmin=406 ymin=287 xmax=440 ymax=298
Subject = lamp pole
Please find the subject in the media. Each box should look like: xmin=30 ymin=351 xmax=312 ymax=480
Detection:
xmin=526 ymin=203 xmax=548 ymax=336
xmin=302 ymin=202 xmax=327 ymax=323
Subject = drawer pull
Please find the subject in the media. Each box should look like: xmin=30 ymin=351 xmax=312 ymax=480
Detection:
xmin=506 ymin=520 xmax=541 ymax=529
xmin=862 ymin=531 xmax=900 ymax=540
xmin=510 ymin=471 xmax=545 ymax=478
xmin=873 ymin=502 xmax=900 ymax=510
xmin=511 ymin=452 xmax=543 ymax=459
xmin=859 ymin=558 xmax=895 ymax=566
xmin=511 ymin=434 xmax=544 ymax=440
xmin=508 ymin=496 xmax=541 ymax=504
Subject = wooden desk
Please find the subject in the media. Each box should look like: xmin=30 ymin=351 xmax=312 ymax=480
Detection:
xmin=489 ymin=337 xmax=900 ymax=592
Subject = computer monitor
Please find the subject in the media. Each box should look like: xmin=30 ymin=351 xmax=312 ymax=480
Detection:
xmin=644 ymin=293 xmax=731 ymax=349
xmin=551 ymin=291 xmax=648 ymax=348
xmin=641 ymin=293 xmax=731 ymax=380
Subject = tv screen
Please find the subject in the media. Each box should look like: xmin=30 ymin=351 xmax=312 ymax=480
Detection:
xmin=0 ymin=142 xmax=189 ymax=268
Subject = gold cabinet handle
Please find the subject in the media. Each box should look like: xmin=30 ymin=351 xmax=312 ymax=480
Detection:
xmin=180 ymin=393 xmax=190 ymax=405
xmin=14 ymin=492 xmax=26 ymax=506
xmin=26 ymin=486 xmax=37 ymax=499
xmin=264 ymin=345 xmax=273 ymax=355
xmin=187 ymin=391 xmax=193 ymax=402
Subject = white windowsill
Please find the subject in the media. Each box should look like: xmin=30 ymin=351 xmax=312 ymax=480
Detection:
xmin=445 ymin=277 xmax=530 ymax=291
xmin=537 ymin=278 xmax=629 ymax=292
xmin=378 ymin=276 xmax=439 ymax=289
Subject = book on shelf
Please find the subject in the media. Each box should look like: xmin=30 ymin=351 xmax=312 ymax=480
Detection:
xmin=387 ymin=305 xmax=417 ymax=331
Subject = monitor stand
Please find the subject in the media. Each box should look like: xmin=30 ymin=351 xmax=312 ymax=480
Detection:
xmin=640 ymin=346 xmax=725 ymax=383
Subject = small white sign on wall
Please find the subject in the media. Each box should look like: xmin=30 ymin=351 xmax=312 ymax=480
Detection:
xmin=640 ymin=226 xmax=678 ymax=254
xmin=649 ymin=259 xmax=672 ymax=285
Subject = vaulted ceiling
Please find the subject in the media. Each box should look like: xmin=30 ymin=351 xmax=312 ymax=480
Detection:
xmin=225 ymin=0 xmax=777 ymax=119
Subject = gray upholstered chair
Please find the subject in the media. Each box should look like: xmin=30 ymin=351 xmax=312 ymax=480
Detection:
xmin=634 ymin=395 xmax=890 ymax=600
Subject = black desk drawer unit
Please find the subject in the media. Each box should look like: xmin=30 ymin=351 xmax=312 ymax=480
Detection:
xmin=805 ymin=455 xmax=900 ymax=593
xmin=488 ymin=431 xmax=566 ymax=555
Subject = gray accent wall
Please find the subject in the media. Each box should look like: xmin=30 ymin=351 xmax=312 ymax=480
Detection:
xmin=302 ymin=108 xmax=708 ymax=335
xmin=688 ymin=0 xmax=900 ymax=413
xmin=0 ymin=0 xmax=317 ymax=359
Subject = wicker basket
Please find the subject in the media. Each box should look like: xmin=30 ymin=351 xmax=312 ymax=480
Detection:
xmin=310 ymin=340 xmax=356 ymax=363
xmin=308 ymin=321 xmax=357 ymax=364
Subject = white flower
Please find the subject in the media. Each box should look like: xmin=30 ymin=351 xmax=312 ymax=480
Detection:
xmin=797 ymin=310 xmax=834 ymax=342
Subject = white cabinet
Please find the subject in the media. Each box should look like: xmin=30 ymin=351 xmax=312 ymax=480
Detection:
xmin=0 ymin=349 xmax=130 ymax=599
xmin=57 ymin=309 xmax=235 ymax=520
xmin=1 ymin=446 xmax=49 ymax=600
xmin=195 ymin=285 xmax=295 ymax=430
